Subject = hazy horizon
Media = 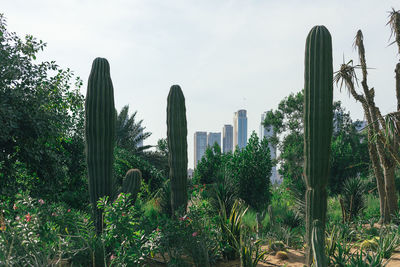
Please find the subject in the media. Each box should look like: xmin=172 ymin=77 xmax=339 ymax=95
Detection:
xmin=3 ymin=0 xmax=399 ymax=168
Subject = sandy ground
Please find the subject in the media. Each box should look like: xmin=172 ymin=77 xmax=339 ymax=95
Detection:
xmin=148 ymin=247 xmax=400 ymax=266
xmin=215 ymin=248 xmax=305 ymax=267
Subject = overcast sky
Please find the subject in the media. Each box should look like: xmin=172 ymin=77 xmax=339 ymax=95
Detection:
xmin=3 ymin=0 xmax=399 ymax=168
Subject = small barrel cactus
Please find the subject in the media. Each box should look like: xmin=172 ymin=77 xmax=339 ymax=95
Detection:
xmin=167 ymin=85 xmax=188 ymax=217
xmin=275 ymin=251 xmax=289 ymax=260
xmin=122 ymin=169 xmax=142 ymax=203
xmin=85 ymin=57 xmax=116 ymax=233
xmin=304 ymin=25 xmax=333 ymax=266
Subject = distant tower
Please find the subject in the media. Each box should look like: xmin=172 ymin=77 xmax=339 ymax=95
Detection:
xmin=222 ymin=125 xmax=233 ymax=153
xmin=233 ymin=109 xmax=247 ymax=151
xmin=136 ymin=128 xmax=144 ymax=148
xmin=207 ymin=132 xmax=221 ymax=148
xmin=260 ymin=112 xmax=280 ymax=184
xmin=194 ymin=131 xmax=207 ymax=168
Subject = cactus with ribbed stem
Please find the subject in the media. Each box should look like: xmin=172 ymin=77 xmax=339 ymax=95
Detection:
xmin=85 ymin=57 xmax=116 ymax=233
xmin=167 ymin=85 xmax=188 ymax=217
xmin=122 ymin=169 xmax=142 ymax=203
xmin=304 ymin=25 xmax=333 ymax=266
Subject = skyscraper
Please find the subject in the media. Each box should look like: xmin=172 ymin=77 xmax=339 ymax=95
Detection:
xmin=136 ymin=128 xmax=143 ymax=148
xmin=260 ymin=112 xmax=280 ymax=183
xmin=207 ymin=132 xmax=221 ymax=148
xmin=222 ymin=124 xmax=233 ymax=153
xmin=194 ymin=131 xmax=207 ymax=168
xmin=233 ymin=109 xmax=247 ymax=151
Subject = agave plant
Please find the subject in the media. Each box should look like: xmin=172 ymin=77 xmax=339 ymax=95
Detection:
xmin=240 ymin=237 xmax=267 ymax=267
xmin=340 ymin=176 xmax=366 ymax=222
xmin=219 ymin=199 xmax=248 ymax=260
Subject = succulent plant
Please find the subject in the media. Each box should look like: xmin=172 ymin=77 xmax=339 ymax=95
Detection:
xmin=167 ymin=85 xmax=188 ymax=216
xmin=122 ymin=169 xmax=142 ymax=203
xmin=85 ymin=57 xmax=116 ymax=233
xmin=275 ymin=251 xmax=289 ymax=260
xmin=304 ymin=25 xmax=333 ymax=266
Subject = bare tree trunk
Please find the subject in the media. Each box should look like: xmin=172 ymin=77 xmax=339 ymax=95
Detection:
xmin=384 ymin=156 xmax=398 ymax=216
xmin=356 ymin=31 xmax=398 ymax=222
xmin=396 ymin=63 xmax=400 ymax=110
xmin=363 ymin=104 xmax=387 ymax=221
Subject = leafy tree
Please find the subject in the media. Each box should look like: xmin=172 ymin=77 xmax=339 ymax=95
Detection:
xmin=193 ymin=143 xmax=223 ymax=185
xmin=263 ymin=90 xmax=369 ymax=196
xmin=330 ymin=104 xmax=370 ymax=194
xmin=140 ymin=138 xmax=169 ymax=177
xmin=229 ymin=132 xmax=272 ymax=235
xmin=0 ymin=14 xmax=87 ymax=205
xmin=263 ymin=91 xmax=304 ymax=193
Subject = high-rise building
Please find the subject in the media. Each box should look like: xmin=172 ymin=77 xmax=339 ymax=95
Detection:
xmin=136 ymin=128 xmax=144 ymax=148
xmin=233 ymin=109 xmax=247 ymax=151
xmin=207 ymin=132 xmax=221 ymax=147
xmin=194 ymin=131 xmax=207 ymax=168
xmin=260 ymin=112 xmax=280 ymax=184
xmin=222 ymin=124 xmax=233 ymax=153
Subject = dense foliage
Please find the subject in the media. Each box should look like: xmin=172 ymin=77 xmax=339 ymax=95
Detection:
xmin=0 ymin=14 xmax=87 ymax=206
xmin=230 ymin=132 xmax=272 ymax=213
xmin=263 ymin=90 xmax=369 ymax=195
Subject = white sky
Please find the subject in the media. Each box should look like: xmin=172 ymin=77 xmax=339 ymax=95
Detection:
xmin=3 ymin=0 xmax=400 ymax=168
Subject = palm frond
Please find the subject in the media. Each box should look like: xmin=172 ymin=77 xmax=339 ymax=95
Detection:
xmin=333 ymin=59 xmax=360 ymax=94
xmin=387 ymin=8 xmax=400 ymax=53
xmin=116 ymin=105 xmax=151 ymax=153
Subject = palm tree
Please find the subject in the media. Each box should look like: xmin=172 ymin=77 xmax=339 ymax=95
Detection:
xmin=116 ymin=105 xmax=151 ymax=153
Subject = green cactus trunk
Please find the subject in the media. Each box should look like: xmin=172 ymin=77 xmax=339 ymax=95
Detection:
xmin=85 ymin=57 xmax=116 ymax=233
xmin=304 ymin=26 xmax=333 ymax=266
xmin=167 ymin=85 xmax=188 ymax=217
xmin=122 ymin=169 xmax=142 ymax=203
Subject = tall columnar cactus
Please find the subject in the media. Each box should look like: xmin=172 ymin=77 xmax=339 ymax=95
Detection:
xmin=85 ymin=57 xmax=116 ymax=233
xmin=304 ymin=25 xmax=333 ymax=266
xmin=122 ymin=169 xmax=142 ymax=203
xmin=167 ymin=85 xmax=188 ymax=216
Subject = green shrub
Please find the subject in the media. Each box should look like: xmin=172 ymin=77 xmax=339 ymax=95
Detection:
xmin=327 ymin=196 xmax=342 ymax=223
xmin=98 ymin=193 xmax=151 ymax=266
xmin=340 ymin=176 xmax=367 ymax=222
xmin=0 ymin=193 xmax=95 ymax=266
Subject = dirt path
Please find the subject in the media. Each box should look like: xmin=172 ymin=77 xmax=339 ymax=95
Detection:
xmin=215 ymin=248 xmax=306 ymax=267
xmin=150 ymin=248 xmax=400 ymax=266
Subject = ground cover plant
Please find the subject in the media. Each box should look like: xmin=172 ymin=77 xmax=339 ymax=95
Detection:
xmin=1 ymin=7 xmax=400 ymax=267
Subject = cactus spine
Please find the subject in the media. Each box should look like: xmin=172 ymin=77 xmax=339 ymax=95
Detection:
xmin=122 ymin=169 xmax=142 ymax=203
xmin=85 ymin=57 xmax=116 ymax=233
xmin=167 ymin=85 xmax=188 ymax=216
xmin=304 ymin=26 xmax=333 ymax=266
